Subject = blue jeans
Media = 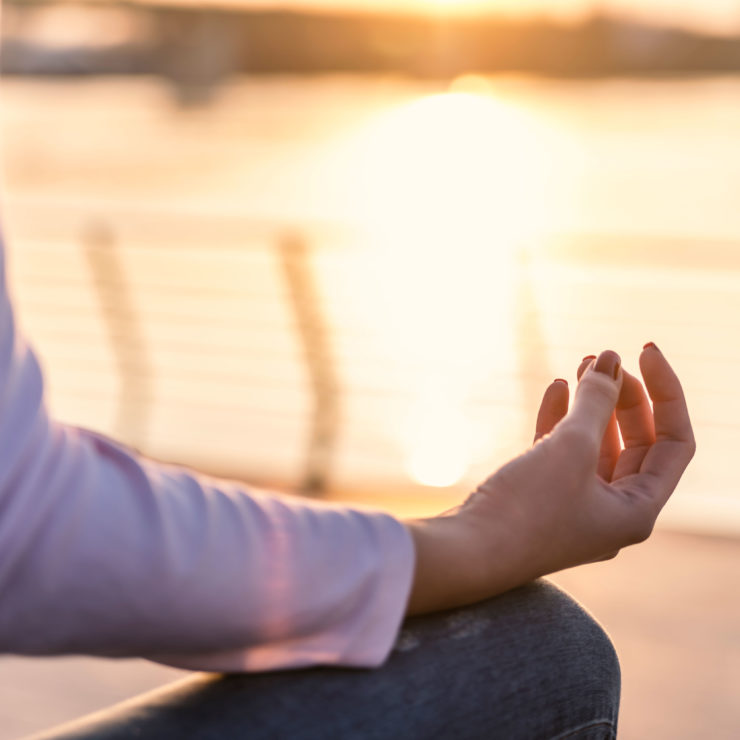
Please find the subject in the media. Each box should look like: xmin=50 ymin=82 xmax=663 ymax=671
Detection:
xmin=28 ymin=580 xmax=620 ymax=739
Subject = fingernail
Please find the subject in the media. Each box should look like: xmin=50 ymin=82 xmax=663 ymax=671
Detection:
xmin=582 ymin=355 xmax=596 ymax=362
xmin=593 ymin=350 xmax=621 ymax=380
xmin=643 ymin=342 xmax=660 ymax=351
xmin=554 ymin=378 xmax=568 ymax=385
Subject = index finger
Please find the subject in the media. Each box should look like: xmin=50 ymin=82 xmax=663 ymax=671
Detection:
xmin=534 ymin=379 xmax=569 ymax=444
xmin=637 ymin=344 xmax=696 ymax=502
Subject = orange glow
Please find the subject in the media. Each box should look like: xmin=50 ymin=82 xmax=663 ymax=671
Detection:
xmin=425 ymin=0 xmax=486 ymax=10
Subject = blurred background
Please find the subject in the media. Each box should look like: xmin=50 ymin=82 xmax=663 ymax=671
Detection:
xmin=0 ymin=0 xmax=738 ymax=738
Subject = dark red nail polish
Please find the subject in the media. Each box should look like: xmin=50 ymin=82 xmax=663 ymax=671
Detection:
xmin=554 ymin=378 xmax=568 ymax=385
xmin=582 ymin=355 xmax=596 ymax=362
xmin=594 ymin=351 xmax=621 ymax=380
xmin=643 ymin=342 xmax=659 ymax=351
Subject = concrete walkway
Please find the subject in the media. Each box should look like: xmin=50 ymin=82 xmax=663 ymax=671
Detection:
xmin=553 ymin=530 xmax=740 ymax=740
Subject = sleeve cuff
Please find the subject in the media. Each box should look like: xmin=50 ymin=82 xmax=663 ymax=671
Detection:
xmin=151 ymin=511 xmax=416 ymax=673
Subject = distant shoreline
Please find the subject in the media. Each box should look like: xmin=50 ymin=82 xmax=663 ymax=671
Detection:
xmin=2 ymin=5 xmax=740 ymax=84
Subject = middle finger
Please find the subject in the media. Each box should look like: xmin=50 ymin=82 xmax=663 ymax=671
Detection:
xmin=578 ymin=354 xmax=621 ymax=481
xmin=612 ymin=368 xmax=656 ymax=480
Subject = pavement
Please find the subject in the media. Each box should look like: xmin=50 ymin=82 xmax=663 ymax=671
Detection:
xmin=553 ymin=529 xmax=740 ymax=740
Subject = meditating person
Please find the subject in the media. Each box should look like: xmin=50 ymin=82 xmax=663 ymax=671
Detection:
xmin=0 ymin=203 xmax=694 ymax=737
xmin=0 ymin=10 xmax=695 ymax=740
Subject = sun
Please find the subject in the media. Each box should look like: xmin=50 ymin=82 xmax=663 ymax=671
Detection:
xmin=423 ymin=0 xmax=486 ymax=10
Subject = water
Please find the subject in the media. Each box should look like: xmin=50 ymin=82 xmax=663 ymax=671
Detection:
xmin=2 ymin=73 xmax=740 ymax=532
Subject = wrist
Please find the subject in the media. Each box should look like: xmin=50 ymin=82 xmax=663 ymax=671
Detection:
xmin=403 ymin=509 xmax=510 ymax=616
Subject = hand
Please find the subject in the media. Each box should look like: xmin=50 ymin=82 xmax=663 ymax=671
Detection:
xmin=404 ymin=344 xmax=695 ymax=616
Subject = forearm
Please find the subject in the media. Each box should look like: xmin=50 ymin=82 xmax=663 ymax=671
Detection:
xmin=0 ymin=245 xmax=414 ymax=671
xmin=0 ymin=421 xmax=414 ymax=668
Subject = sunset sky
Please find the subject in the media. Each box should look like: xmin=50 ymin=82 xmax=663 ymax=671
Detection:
xmin=231 ymin=0 xmax=740 ymax=35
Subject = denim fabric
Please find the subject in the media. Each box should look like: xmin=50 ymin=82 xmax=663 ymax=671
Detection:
xmin=29 ymin=580 xmax=620 ymax=740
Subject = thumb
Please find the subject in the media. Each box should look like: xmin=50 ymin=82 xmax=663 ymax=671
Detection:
xmin=563 ymin=350 xmax=623 ymax=449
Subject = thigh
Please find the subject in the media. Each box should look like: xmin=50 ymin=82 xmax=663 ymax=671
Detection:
xmin=28 ymin=580 xmax=620 ymax=740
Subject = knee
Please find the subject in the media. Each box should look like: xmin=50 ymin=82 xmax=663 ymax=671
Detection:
xmin=530 ymin=579 xmax=619 ymax=684
xmin=400 ymin=579 xmax=621 ymax=738
xmin=495 ymin=579 xmax=621 ymax=737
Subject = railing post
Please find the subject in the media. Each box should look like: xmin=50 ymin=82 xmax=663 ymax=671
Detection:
xmin=277 ymin=232 xmax=339 ymax=496
xmin=515 ymin=248 xmax=551 ymax=442
xmin=83 ymin=221 xmax=152 ymax=450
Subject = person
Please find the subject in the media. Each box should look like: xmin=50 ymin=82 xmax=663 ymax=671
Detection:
xmin=0 ymin=23 xmax=694 ymax=740
xmin=0 ymin=199 xmax=694 ymax=737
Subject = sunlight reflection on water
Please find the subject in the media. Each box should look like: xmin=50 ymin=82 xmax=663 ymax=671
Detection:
xmin=340 ymin=89 xmax=560 ymax=484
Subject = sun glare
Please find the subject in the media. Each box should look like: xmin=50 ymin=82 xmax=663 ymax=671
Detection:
xmin=423 ymin=0 xmax=488 ymax=11
xmin=341 ymin=85 xmax=557 ymax=488
xmin=404 ymin=376 xmax=472 ymax=488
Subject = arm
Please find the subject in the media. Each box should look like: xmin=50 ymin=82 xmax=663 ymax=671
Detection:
xmin=404 ymin=347 xmax=695 ymax=616
xmin=0 ymin=240 xmax=414 ymax=671
xmin=0 ymin=225 xmax=693 ymax=665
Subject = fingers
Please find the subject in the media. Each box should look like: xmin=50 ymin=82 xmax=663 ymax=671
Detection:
xmin=534 ymin=379 xmax=569 ymax=444
xmin=636 ymin=344 xmax=696 ymax=503
xmin=578 ymin=355 xmax=620 ymax=481
xmin=611 ymin=367 xmax=656 ymax=479
xmin=563 ymin=350 xmax=623 ymax=453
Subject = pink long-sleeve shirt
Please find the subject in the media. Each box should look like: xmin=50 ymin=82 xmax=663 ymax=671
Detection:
xmin=0 ymin=233 xmax=415 ymax=671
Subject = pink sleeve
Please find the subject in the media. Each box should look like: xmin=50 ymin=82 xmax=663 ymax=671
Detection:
xmin=0 ymin=238 xmax=415 ymax=671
